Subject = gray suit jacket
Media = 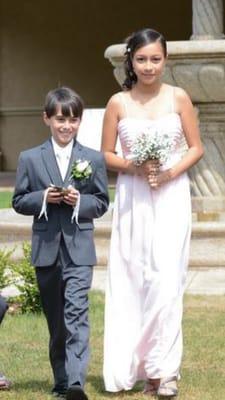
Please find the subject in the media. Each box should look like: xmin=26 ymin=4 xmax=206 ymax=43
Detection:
xmin=12 ymin=139 xmax=109 ymax=267
xmin=0 ymin=295 xmax=8 ymax=324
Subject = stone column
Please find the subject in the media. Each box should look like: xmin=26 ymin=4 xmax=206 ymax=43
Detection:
xmin=191 ymin=0 xmax=224 ymax=40
xmin=189 ymin=103 xmax=225 ymax=216
xmin=187 ymin=0 xmax=225 ymax=219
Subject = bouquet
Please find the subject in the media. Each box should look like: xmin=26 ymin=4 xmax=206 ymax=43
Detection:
xmin=128 ymin=129 xmax=174 ymax=166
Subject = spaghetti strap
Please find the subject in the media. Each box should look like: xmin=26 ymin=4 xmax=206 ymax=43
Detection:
xmin=171 ymin=86 xmax=176 ymax=113
xmin=118 ymin=92 xmax=128 ymax=118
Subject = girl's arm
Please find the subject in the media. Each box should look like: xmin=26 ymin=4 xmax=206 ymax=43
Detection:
xmin=101 ymin=94 xmax=135 ymax=174
xmin=149 ymin=87 xmax=204 ymax=188
xmin=101 ymin=94 xmax=159 ymax=175
xmin=170 ymin=87 xmax=204 ymax=178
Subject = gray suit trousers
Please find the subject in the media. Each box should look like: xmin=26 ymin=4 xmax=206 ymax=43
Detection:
xmin=36 ymin=237 xmax=93 ymax=391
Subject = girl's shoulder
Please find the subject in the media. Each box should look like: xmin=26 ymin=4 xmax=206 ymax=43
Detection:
xmin=162 ymin=84 xmax=189 ymax=105
xmin=162 ymin=83 xmax=188 ymax=99
xmin=108 ymin=90 xmax=130 ymax=103
xmin=106 ymin=90 xmax=130 ymax=112
xmin=162 ymin=83 xmax=192 ymax=114
xmin=170 ymin=85 xmax=193 ymax=114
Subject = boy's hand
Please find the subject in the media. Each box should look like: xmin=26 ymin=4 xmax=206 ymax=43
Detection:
xmin=62 ymin=185 xmax=79 ymax=206
xmin=46 ymin=186 xmax=64 ymax=204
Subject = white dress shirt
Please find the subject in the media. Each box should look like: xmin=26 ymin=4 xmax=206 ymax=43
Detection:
xmin=38 ymin=138 xmax=80 ymax=224
xmin=52 ymin=138 xmax=73 ymax=181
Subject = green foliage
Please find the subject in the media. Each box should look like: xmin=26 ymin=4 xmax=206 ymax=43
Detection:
xmin=13 ymin=242 xmax=42 ymax=314
xmin=0 ymin=244 xmax=41 ymax=313
xmin=0 ymin=248 xmax=14 ymax=289
xmin=0 ymin=191 xmax=12 ymax=208
xmin=108 ymin=186 xmax=115 ymax=202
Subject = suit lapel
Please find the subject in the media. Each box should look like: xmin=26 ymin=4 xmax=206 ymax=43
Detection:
xmin=41 ymin=139 xmax=63 ymax=186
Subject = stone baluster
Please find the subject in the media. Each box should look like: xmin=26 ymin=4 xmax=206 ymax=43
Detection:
xmin=191 ymin=0 xmax=224 ymax=40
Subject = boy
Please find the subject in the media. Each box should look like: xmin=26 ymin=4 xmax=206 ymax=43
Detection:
xmin=12 ymin=87 xmax=109 ymax=400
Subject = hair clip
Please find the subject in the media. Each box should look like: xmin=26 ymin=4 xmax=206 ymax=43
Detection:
xmin=127 ymin=47 xmax=131 ymax=53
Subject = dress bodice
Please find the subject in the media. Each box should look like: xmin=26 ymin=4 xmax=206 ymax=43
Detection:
xmin=117 ymin=113 xmax=186 ymax=169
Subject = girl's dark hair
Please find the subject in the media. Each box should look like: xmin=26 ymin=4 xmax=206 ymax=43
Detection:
xmin=44 ymin=86 xmax=84 ymax=118
xmin=123 ymin=28 xmax=167 ymax=90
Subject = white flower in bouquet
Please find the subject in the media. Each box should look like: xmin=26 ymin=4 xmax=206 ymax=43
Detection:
xmin=70 ymin=159 xmax=92 ymax=180
xmin=129 ymin=130 xmax=175 ymax=166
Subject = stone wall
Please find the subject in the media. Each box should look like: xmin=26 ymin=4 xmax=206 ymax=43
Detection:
xmin=0 ymin=0 xmax=192 ymax=170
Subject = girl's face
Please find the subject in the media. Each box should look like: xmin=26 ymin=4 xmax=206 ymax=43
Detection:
xmin=132 ymin=41 xmax=166 ymax=86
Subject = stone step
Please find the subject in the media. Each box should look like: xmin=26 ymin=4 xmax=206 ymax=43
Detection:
xmin=1 ymin=210 xmax=225 ymax=268
xmin=0 ymin=219 xmax=111 ymax=265
xmin=190 ymin=222 xmax=225 ymax=267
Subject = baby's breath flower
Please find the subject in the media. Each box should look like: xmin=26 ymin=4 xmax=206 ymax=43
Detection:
xmin=128 ymin=129 xmax=175 ymax=166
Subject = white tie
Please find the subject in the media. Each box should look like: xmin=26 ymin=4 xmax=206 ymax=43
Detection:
xmin=57 ymin=152 xmax=69 ymax=181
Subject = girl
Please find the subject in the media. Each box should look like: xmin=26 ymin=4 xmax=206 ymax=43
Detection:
xmin=102 ymin=28 xmax=203 ymax=397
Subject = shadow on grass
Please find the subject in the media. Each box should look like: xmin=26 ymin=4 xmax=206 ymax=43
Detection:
xmin=87 ymin=374 xmax=144 ymax=396
xmin=11 ymin=379 xmax=51 ymax=393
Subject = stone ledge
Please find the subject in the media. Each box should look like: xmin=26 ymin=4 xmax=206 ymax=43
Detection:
xmin=192 ymin=196 xmax=225 ymax=213
xmin=1 ymin=217 xmax=225 ymax=268
xmin=104 ymin=40 xmax=225 ymax=60
xmin=2 ymin=220 xmax=225 ymax=238
xmin=192 ymin=221 xmax=225 ymax=237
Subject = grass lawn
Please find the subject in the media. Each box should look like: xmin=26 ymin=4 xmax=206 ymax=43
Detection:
xmin=0 ymin=191 xmax=13 ymax=209
xmin=108 ymin=187 xmax=115 ymax=203
xmin=1 ymin=292 xmax=225 ymax=399
xmin=0 ymin=190 xmax=115 ymax=208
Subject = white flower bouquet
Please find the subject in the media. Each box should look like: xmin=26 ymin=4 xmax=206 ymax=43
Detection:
xmin=129 ymin=130 xmax=174 ymax=166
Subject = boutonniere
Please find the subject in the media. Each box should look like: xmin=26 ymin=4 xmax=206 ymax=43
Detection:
xmin=69 ymin=159 xmax=92 ymax=181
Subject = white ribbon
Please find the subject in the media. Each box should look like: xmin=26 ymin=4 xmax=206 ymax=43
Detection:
xmin=71 ymin=191 xmax=80 ymax=225
xmin=38 ymin=188 xmax=50 ymax=221
xmin=38 ymin=185 xmax=80 ymax=224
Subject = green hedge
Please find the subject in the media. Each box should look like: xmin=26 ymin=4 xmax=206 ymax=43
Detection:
xmin=0 ymin=244 xmax=42 ymax=313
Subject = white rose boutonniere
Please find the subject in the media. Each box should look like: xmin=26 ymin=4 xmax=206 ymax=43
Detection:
xmin=69 ymin=159 xmax=92 ymax=181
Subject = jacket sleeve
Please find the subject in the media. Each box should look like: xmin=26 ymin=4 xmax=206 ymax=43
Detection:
xmin=78 ymin=153 xmax=109 ymax=220
xmin=12 ymin=153 xmax=44 ymax=216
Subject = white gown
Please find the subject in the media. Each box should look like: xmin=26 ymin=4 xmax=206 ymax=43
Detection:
xmin=103 ymin=109 xmax=191 ymax=392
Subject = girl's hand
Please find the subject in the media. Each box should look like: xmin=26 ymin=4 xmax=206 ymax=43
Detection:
xmin=148 ymin=169 xmax=172 ymax=189
xmin=139 ymin=159 xmax=160 ymax=177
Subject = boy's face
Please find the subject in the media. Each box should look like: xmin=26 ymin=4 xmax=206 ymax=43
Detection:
xmin=43 ymin=106 xmax=81 ymax=147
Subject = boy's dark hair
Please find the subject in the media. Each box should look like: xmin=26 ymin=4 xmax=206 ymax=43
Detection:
xmin=44 ymin=87 xmax=84 ymax=118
